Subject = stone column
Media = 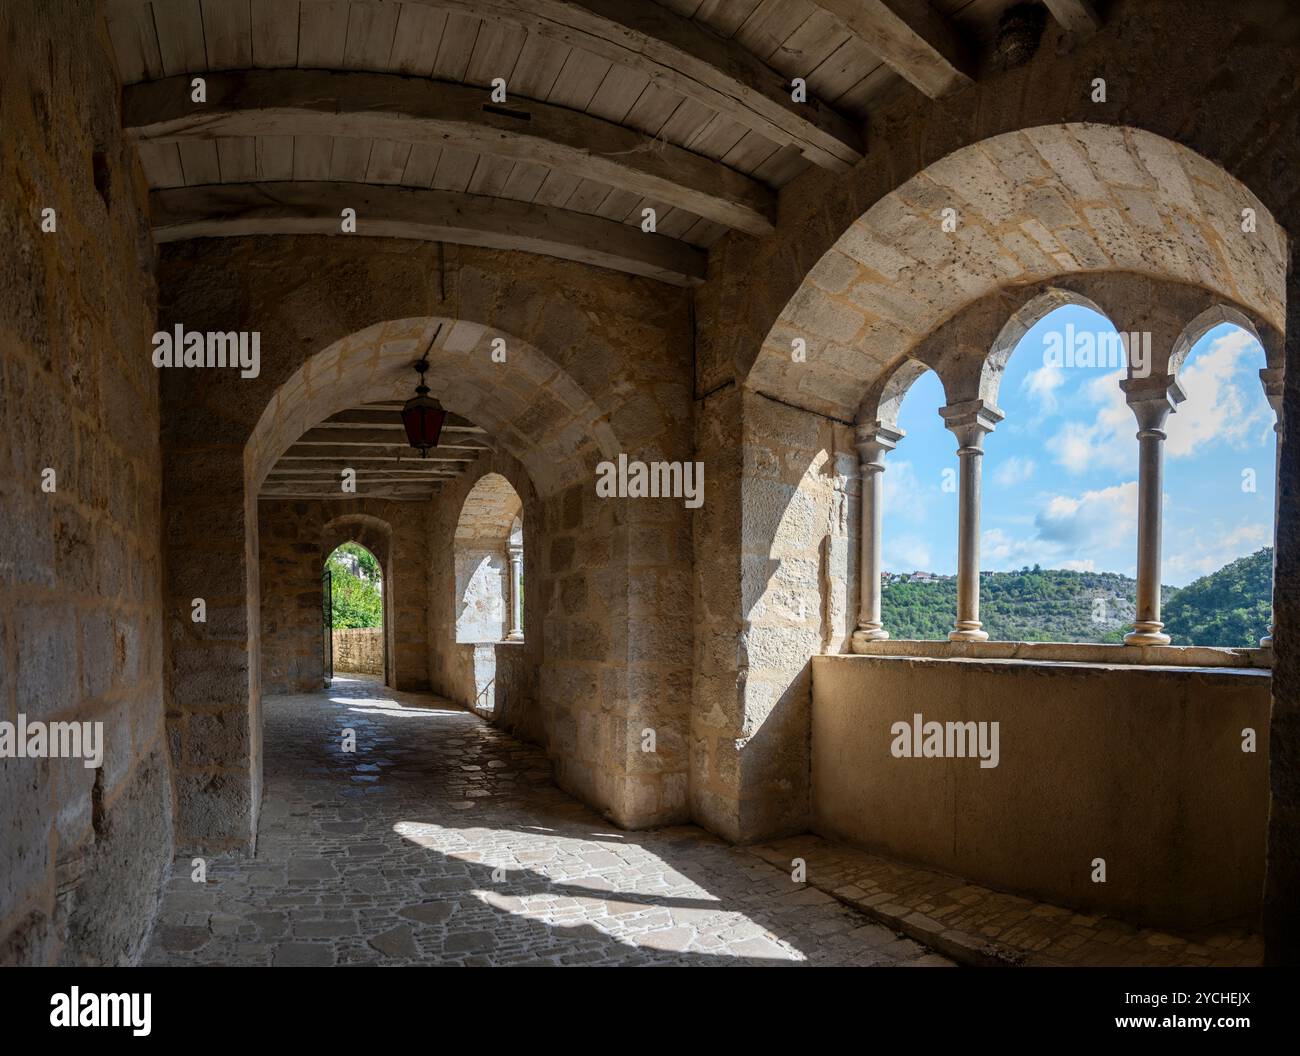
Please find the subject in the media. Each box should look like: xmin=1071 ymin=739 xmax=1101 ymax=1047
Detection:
xmin=852 ymin=422 xmax=903 ymax=647
xmin=1261 ymin=368 xmax=1284 ymax=648
xmin=940 ymin=400 xmax=1003 ymax=642
xmin=506 ymin=544 xmax=524 ymax=640
xmin=1121 ymin=376 xmax=1185 ymax=646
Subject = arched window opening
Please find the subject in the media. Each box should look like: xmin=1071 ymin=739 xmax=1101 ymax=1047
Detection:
xmin=877 ymin=368 xmax=955 ymax=641
xmin=1161 ymin=322 xmax=1276 ymax=647
xmin=325 ymin=542 xmax=385 ymax=681
xmin=508 ymin=515 xmax=524 ymax=640
xmin=454 ymin=474 xmax=525 ymax=716
xmin=979 ymin=302 xmax=1138 ymax=643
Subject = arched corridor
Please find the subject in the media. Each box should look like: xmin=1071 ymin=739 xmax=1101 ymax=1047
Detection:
xmin=144 ymin=675 xmax=946 ymax=967
xmin=7 ymin=0 xmax=1300 ymax=998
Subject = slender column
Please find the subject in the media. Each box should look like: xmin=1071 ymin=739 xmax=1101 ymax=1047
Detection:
xmin=1261 ymin=368 xmax=1284 ymax=648
xmin=852 ymin=422 xmax=903 ymax=647
xmin=940 ymin=401 xmax=1003 ymax=642
xmin=506 ymin=544 xmax=524 ymax=640
xmin=1121 ymin=376 xmax=1184 ymax=646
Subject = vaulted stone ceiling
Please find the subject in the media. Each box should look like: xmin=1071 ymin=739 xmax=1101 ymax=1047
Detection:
xmin=106 ymin=0 xmax=1048 ymax=286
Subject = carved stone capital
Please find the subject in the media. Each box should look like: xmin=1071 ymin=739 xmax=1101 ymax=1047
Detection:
xmin=855 ymin=421 xmax=904 ymax=469
xmin=1120 ymin=374 xmax=1185 ymax=435
xmin=1260 ymin=367 xmax=1284 ymax=423
xmin=939 ymin=399 xmax=1003 ymax=452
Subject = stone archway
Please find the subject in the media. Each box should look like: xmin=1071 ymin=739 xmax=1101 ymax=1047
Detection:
xmin=322 ymin=514 xmax=394 ymax=688
xmin=162 ymin=242 xmax=695 ymax=853
xmin=745 ymin=124 xmax=1286 ymax=421
xmin=246 ymin=316 xmax=619 ymax=499
xmin=167 ymin=313 xmax=619 ymax=853
xmin=453 ymin=474 xmax=523 ymax=646
xmin=447 ymin=474 xmax=526 ymax=718
xmin=694 ymin=124 xmax=1289 ymax=847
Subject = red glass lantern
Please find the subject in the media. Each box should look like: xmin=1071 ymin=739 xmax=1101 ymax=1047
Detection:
xmin=400 ymin=358 xmax=446 ymax=458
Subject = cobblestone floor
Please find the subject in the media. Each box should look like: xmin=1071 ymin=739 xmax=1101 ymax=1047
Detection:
xmin=748 ymin=837 xmax=1263 ymax=968
xmin=142 ymin=677 xmax=952 ymax=966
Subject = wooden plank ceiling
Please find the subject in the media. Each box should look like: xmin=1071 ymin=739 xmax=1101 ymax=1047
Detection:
xmin=107 ymin=0 xmax=1051 ymax=287
xmin=260 ymin=402 xmax=493 ymax=500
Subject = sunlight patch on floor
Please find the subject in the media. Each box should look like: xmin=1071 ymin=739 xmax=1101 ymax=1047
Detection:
xmin=388 ymin=819 xmax=797 ymax=961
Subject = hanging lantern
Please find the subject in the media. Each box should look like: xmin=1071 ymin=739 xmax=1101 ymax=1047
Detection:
xmin=400 ymin=357 xmax=446 ymax=458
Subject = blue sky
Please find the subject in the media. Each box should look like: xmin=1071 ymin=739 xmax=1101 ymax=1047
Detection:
xmin=881 ymin=305 xmax=1275 ymax=587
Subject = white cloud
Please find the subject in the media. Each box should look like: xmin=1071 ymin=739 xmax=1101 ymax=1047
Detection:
xmin=1021 ymin=363 xmax=1065 ymax=417
xmin=881 ymin=459 xmax=929 ymax=522
xmin=992 ymin=455 xmax=1036 ymax=488
xmin=981 ymin=527 xmax=1034 ymax=567
xmin=1166 ymin=328 xmax=1269 ymax=459
xmin=1036 ymin=480 xmax=1137 ymax=544
xmin=1048 ymin=368 xmax=1132 ymax=473
xmin=980 ymin=481 xmax=1137 ymax=573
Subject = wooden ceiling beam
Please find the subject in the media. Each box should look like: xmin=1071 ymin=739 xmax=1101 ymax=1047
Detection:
xmin=151 ymin=182 xmax=707 ymax=286
xmin=280 ymin=450 xmax=476 ymax=463
xmin=125 ymin=70 xmax=776 ymax=235
xmin=1040 ymin=0 xmax=1102 ymax=37
xmin=807 ymin=0 xmax=974 ymax=99
xmin=327 ymin=408 xmax=487 ymax=432
xmin=375 ymin=0 xmax=864 ymax=170
xmin=292 ymin=428 xmax=492 ymax=447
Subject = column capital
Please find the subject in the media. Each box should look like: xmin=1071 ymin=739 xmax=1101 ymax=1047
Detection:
xmin=1120 ymin=374 xmax=1185 ymax=433
xmin=855 ymin=421 xmax=903 ymax=467
xmin=939 ymin=399 xmax=1003 ymax=451
xmin=1260 ymin=367 xmax=1285 ymax=421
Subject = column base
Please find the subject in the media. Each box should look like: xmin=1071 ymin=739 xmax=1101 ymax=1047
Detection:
xmin=505 ymin=631 xmax=524 ymax=642
xmin=1124 ymin=623 xmax=1170 ymax=646
xmin=1260 ymin=633 xmax=1274 ymax=649
xmin=852 ymin=625 xmax=889 ymax=648
xmin=948 ymin=623 xmax=988 ymax=642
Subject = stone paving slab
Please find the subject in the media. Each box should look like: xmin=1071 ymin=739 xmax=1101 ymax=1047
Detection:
xmin=142 ymin=677 xmax=953 ymax=967
xmin=746 ymin=836 xmax=1263 ymax=968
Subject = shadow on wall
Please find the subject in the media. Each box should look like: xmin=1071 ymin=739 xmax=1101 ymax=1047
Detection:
xmin=724 ymin=392 xmax=860 ymax=840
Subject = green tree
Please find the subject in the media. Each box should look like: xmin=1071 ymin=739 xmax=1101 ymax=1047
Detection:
xmin=879 ymin=553 xmax=1274 ymax=647
xmin=1162 ymin=548 xmax=1272 ymax=647
xmin=326 ymin=543 xmax=383 ymax=629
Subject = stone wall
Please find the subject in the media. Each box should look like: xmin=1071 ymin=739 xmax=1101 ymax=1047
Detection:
xmin=259 ymin=501 xmax=329 ymax=695
xmin=0 ymin=0 xmax=172 ymax=965
xmin=691 ymin=387 xmax=858 ymax=842
xmin=425 ymin=441 xmax=696 ymax=829
xmin=332 ymin=629 xmax=383 ymax=677
xmin=455 ymin=549 xmax=509 ymax=644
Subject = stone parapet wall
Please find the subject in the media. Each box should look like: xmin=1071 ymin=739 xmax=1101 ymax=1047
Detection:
xmin=812 ymin=654 xmax=1271 ymax=929
xmin=333 ymin=629 xmax=383 ymax=677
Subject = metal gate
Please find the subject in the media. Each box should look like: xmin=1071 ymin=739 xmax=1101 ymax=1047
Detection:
xmin=321 ymin=568 xmax=333 ymax=684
